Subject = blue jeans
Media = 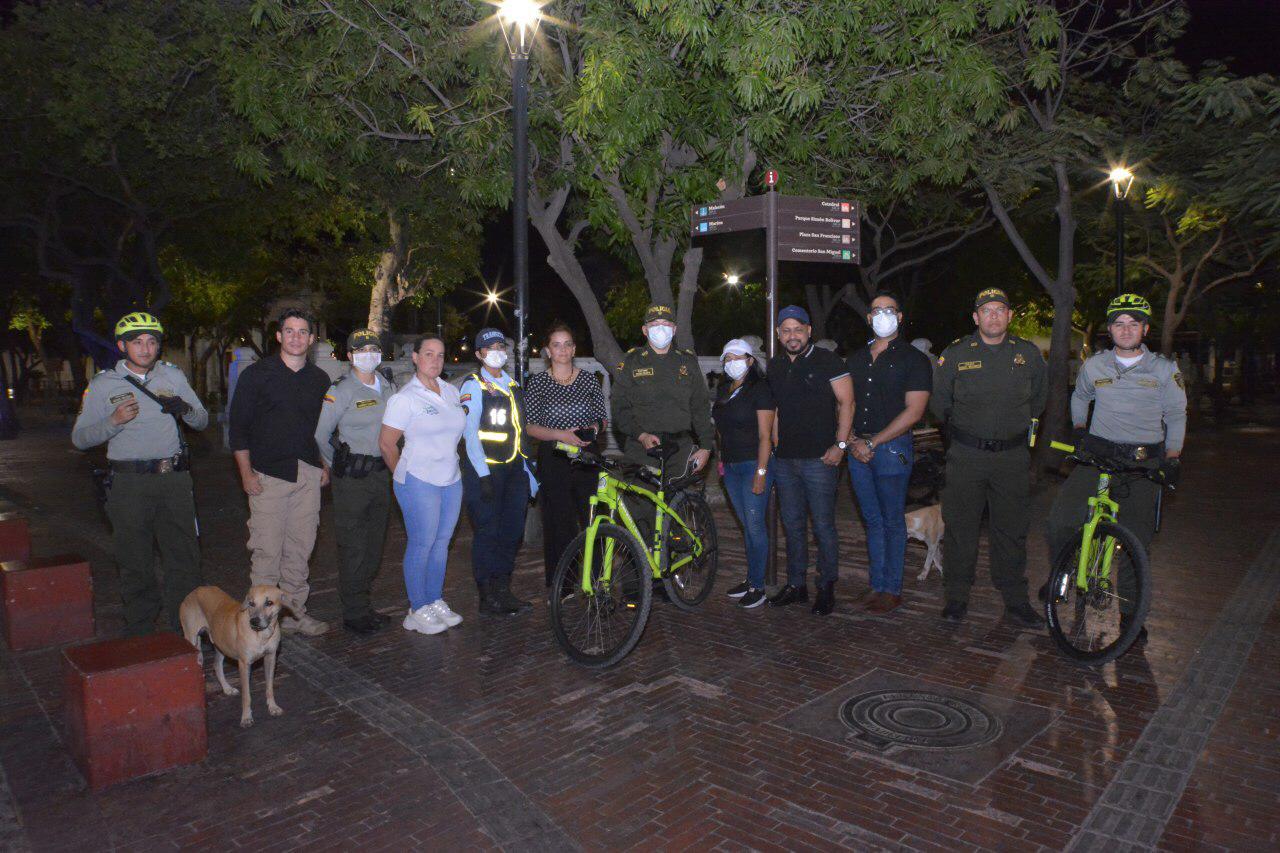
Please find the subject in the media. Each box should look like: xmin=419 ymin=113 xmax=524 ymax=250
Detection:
xmin=721 ymin=460 xmax=774 ymax=589
xmin=847 ymin=434 xmax=914 ymax=595
xmin=773 ymin=457 xmax=840 ymax=587
xmin=392 ymin=475 xmax=463 ymax=609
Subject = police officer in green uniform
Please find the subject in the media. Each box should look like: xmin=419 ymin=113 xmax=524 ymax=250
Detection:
xmin=315 ymin=329 xmax=396 ymax=636
xmin=931 ymin=288 xmax=1047 ymax=626
xmin=1044 ymin=294 xmax=1186 ymax=642
xmin=611 ymin=303 xmax=713 ymax=476
xmin=72 ymin=312 xmax=208 ymax=636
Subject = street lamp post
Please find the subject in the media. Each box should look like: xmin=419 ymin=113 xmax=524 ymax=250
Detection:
xmin=1109 ymin=166 xmax=1135 ymax=297
xmin=498 ymin=0 xmax=541 ymax=381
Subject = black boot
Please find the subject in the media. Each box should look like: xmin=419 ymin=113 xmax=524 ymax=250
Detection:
xmin=494 ymin=575 xmax=531 ymax=613
xmin=479 ymin=581 xmax=518 ymax=616
xmin=811 ymin=581 xmax=835 ymax=615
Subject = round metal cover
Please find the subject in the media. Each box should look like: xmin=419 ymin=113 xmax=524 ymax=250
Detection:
xmin=838 ymin=690 xmax=1003 ymax=752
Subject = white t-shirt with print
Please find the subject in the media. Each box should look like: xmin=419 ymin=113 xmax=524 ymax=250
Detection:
xmin=382 ymin=375 xmax=466 ymax=486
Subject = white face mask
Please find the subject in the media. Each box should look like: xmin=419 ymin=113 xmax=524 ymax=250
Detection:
xmin=352 ymin=353 xmax=381 ymax=374
xmin=483 ymin=349 xmax=508 ymax=369
xmin=646 ymin=325 xmax=675 ymax=349
xmin=724 ymin=359 xmax=749 ymax=380
xmin=871 ymin=313 xmax=899 ymax=338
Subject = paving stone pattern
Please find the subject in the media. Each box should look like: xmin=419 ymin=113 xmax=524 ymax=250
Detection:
xmin=0 ymin=411 xmax=1278 ymax=851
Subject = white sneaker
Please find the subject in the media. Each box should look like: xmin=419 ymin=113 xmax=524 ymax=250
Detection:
xmin=402 ymin=604 xmax=447 ymax=635
xmin=428 ymin=599 xmax=463 ymax=628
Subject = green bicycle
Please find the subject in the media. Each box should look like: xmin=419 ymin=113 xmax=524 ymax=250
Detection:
xmin=1043 ymin=440 xmax=1171 ymax=665
xmin=548 ymin=437 xmax=718 ymax=668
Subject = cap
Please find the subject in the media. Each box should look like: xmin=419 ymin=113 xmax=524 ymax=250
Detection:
xmin=643 ymin=303 xmax=675 ymax=325
xmin=777 ymin=305 xmax=811 ymax=326
xmin=720 ymin=338 xmax=753 ymax=359
xmin=347 ymin=329 xmax=381 ymax=351
xmin=475 ymin=327 xmax=506 ymax=350
xmin=974 ymin=288 xmax=1010 ymax=309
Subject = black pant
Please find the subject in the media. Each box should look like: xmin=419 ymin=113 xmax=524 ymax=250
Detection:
xmin=461 ymin=459 xmax=531 ymax=585
xmin=331 ymin=469 xmax=390 ymax=620
xmin=536 ymin=440 xmax=598 ymax=585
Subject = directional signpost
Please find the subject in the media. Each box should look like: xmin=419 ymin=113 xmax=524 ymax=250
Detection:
xmin=690 ymin=178 xmax=861 ymax=585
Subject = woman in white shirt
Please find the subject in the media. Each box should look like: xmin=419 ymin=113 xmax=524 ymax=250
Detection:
xmin=379 ymin=335 xmax=467 ymax=636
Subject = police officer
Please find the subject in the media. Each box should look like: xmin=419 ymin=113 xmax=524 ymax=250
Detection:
xmin=460 ymin=328 xmax=538 ymax=616
xmin=72 ymin=312 xmax=209 ymax=636
xmin=611 ymin=303 xmax=713 ymax=476
xmin=1045 ymin=294 xmax=1186 ymax=641
xmin=315 ymin=329 xmax=396 ymax=636
xmin=931 ymin=288 xmax=1046 ymax=626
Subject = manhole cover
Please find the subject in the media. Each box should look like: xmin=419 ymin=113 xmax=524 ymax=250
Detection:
xmin=838 ymin=690 xmax=1003 ymax=752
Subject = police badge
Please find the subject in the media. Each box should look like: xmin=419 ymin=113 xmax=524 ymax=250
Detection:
xmin=1014 ymin=353 xmax=1026 ymax=366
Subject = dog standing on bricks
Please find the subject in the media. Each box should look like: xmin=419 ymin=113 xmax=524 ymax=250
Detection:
xmin=180 ymin=585 xmax=284 ymax=728
xmin=906 ymin=504 xmax=944 ymax=581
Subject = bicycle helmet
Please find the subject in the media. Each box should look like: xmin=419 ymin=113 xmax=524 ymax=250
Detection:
xmin=114 ymin=311 xmax=165 ymax=341
xmin=1106 ymin=293 xmax=1151 ymax=323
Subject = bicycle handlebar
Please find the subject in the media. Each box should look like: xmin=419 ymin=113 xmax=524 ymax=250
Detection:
xmin=1048 ymin=439 xmax=1176 ymax=488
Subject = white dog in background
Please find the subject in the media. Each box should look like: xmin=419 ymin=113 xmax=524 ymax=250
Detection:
xmin=906 ymin=504 xmax=944 ymax=581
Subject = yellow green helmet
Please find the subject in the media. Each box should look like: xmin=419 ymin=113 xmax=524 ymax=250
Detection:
xmin=1106 ymin=293 xmax=1151 ymax=323
xmin=114 ymin=311 xmax=165 ymax=341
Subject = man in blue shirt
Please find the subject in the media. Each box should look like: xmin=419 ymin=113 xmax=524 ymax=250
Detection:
xmin=459 ymin=328 xmax=539 ymax=616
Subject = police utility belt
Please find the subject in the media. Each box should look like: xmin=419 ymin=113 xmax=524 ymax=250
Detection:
xmin=331 ymin=443 xmax=387 ymax=478
xmin=109 ymin=451 xmax=191 ymax=475
xmin=949 ymin=426 xmax=1026 ymax=453
xmin=1081 ymin=433 xmax=1164 ymax=463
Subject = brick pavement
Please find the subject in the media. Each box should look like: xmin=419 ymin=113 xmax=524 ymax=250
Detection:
xmin=0 ymin=409 xmax=1277 ymax=851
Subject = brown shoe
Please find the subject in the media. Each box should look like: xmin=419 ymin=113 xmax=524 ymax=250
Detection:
xmin=853 ymin=588 xmax=877 ymax=605
xmin=867 ymin=594 xmax=903 ymax=615
xmin=861 ymin=591 xmax=885 ymax=610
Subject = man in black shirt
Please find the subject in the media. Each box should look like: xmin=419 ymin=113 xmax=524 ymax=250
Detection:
xmin=228 ymin=308 xmax=333 ymax=635
xmin=844 ymin=292 xmax=932 ymax=614
xmin=766 ymin=305 xmax=854 ymax=615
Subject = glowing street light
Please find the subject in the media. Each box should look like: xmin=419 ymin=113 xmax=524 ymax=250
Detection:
xmin=725 ymin=273 xmax=741 ymax=287
xmin=1108 ymin=165 xmax=1136 ymax=296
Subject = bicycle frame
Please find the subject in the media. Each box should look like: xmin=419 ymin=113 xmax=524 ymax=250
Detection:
xmin=566 ymin=448 xmax=705 ymax=596
xmin=1051 ymin=441 xmax=1120 ymax=593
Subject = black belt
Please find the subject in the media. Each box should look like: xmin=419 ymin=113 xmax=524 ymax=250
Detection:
xmin=334 ymin=452 xmax=387 ymax=478
xmin=949 ymin=427 xmax=1026 ymax=453
xmin=1082 ymin=434 xmax=1164 ymax=462
xmin=110 ymin=455 xmax=189 ymax=474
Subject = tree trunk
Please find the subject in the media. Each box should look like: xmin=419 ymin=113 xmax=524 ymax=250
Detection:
xmin=533 ymin=214 xmax=624 ymax=369
xmin=1159 ymin=278 xmax=1182 ymax=355
xmin=367 ymin=208 xmax=407 ymax=337
xmin=674 ymin=246 xmax=701 ymax=351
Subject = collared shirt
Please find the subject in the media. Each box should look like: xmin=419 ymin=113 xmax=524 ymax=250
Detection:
xmin=314 ymin=371 xmax=397 ymax=465
xmin=381 ymin=374 xmax=466 ymax=486
xmin=713 ymin=377 xmax=774 ymax=464
xmin=846 ymin=336 xmax=933 ymax=435
xmin=767 ymin=345 xmax=850 ymax=459
xmin=72 ymin=359 xmax=209 ymax=460
xmin=227 ymin=354 xmax=331 ymax=482
xmin=1072 ymin=345 xmax=1187 ymax=452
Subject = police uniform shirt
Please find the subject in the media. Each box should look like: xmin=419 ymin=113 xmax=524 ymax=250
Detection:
xmin=459 ymin=370 xmax=538 ymax=494
xmin=314 ymin=372 xmax=397 ymax=466
xmin=930 ymin=333 xmax=1047 ymax=439
xmin=611 ymin=345 xmax=714 ymax=450
xmin=846 ymin=336 xmax=933 ymax=435
xmin=767 ymin=345 xmax=849 ymax=459
xmin=1072 ymin=345 xmax=1187 ymax=452
xmin=72 ymin=359 xmax=209 ymax=460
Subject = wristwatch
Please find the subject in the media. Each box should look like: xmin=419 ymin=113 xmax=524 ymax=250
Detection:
xmin=756 ymin=467 xmax=767 ymax=477
xmin=864 ymin=437 xmax=876 ymax=451
xmin=836 ymin=440 xmax=848 ymax=451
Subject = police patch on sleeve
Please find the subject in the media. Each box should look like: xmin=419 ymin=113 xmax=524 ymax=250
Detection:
xmin=322 ymin=394 xmax=336 ymax=404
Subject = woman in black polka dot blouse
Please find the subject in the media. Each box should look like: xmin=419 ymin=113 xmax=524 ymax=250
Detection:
xmin=525 ymin=322 xmax=608 ymax=587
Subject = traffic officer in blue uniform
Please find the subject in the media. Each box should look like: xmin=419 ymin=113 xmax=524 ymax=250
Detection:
xmin=460 ymin=328 xmax=539 ymax=616
xmin=72 ymin=311 xmax=208 ymax=636
xmin=315 ymin=329 xmax=397 ymax=635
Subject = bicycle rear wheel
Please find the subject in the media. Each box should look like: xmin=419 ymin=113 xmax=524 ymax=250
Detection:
xmin=660 ymin=491 xmax=718 ymax=611
xmin=550 ymin=523 xmax=652 ymax=668
xmin=1045 ymin=520 xmax=1151 ymax=666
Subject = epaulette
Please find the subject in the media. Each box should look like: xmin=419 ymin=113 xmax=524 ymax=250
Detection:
xmin=681 ymin=348 xmax=696 ymax=356
xmin=332 ymin=374 xmax=348 ymax=385
xmin=949 ymin=337 xmax=964 ymax=347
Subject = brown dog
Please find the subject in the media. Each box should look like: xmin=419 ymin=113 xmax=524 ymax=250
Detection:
xmin=180 ymin=585 xmax=284 ymax=728
xmin=905 ymin=504 xmax=945 ymax=581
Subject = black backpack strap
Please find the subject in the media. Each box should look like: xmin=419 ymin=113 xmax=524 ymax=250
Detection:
xmin=121 ymin=373 xmax=188 ymax=455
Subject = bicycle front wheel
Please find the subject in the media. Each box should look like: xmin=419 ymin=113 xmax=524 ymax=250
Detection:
xmin=1045 ymin=520 xmax=1151 ymax=666
xmin=661 ymin=491 xmax=718 ymax=611
xmin=550 ymin=523 xmax=652 ymax=668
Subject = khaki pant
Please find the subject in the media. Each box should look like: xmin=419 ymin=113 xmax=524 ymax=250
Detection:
xmin=247 ymin=462 xmax=322 ymax=615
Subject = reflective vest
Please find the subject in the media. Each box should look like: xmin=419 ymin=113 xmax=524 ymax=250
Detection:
xmin=471 ymin=373 xmax=528 ymax=465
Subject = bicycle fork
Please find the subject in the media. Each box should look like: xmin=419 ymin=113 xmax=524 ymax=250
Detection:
xmin=1075 ymin=473 xmax=1121 ymax=593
